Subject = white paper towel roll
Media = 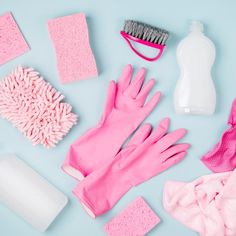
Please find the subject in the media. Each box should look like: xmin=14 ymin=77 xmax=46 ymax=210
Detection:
xmin=0 ymin=154 xmax=68 ymax=232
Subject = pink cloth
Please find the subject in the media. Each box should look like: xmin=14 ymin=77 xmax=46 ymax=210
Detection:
xmin=48 ymin=13 xmax=98 ymax=84
xmin=0 ymin=66 xmax=77 ymax=148
xmin=163 ymin=170 xmax=236 ymax=236
xmin=0 ymin=12 xmax=30 ymax=65
xmin=104 ymin=197 xmax=160 ymax=236
xmin=201 ymin=98 xmax=236 ymax=172
xmin=73 ymin=118 xmax=189 ymax=217
xmin=63 ymin=65 xmax=161 ymax=180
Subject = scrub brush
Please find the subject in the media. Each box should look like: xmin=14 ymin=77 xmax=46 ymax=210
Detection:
xmin=120 ymin=20 xmax=169 ymax=61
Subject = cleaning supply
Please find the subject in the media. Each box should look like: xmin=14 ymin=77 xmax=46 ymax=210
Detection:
xmin=0 ymin=12 xmax=30 ymax=65
xmin=120 ymin=20 xmax=169 ymax=61
xmin=62 ymin=64 xmax=161 ymax=180
xmin=104 ymin=197 xmax=160 ymax=236
xmin=174 ymin=21 xmax=216 ymax=115
xmin=73 ymin=118 xmax=189 ymax=217
xmin=0 ymin=66 xmax=77 ymax=148
xmin=163 ymin=170 xmax=236 ymax=236
xmin=0 ymin=154 xmax=68 ymax=232
xmin=201 ymin=98 xmax=236 ymax=172
xmin=48 ymin=13 xmax=98 ymax=84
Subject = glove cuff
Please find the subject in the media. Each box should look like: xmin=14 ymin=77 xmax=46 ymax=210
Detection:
xmin=73 ymin=173 xmax=132 ymax=217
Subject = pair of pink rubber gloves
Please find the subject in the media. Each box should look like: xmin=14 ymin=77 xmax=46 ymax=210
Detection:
xmin=63 ymin=65 xmax=189 ymax=217
xmin=201 ymin=98 xmax=236 ymax=172
xmin=163 ymin=170 xmax=236 ymax=236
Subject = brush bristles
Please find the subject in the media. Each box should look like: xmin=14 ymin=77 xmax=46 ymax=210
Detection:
xmin=123 ymin=20 xmax=169 ymax=45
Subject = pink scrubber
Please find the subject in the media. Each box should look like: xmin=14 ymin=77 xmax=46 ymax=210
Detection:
xmin=48 ymin=13 xmax=98 ymax=84
xmin=104 ymin=197 xmax=160 ymax=236
xmin=0 ymin=12 xmax=30 ymax=65
xmin=0 ymin=66 xmax=77 ymax=148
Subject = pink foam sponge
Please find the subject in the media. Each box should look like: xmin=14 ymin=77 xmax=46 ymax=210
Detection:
xmin=48 ymin=13 xmax=98 ymax=84
xmin=104 ymin=197 xmax=160 ymax=236
xmin=0 ymin=66 xmax=77 ymax=148
xmin=0 ymin=12 xmax=30 ymax=65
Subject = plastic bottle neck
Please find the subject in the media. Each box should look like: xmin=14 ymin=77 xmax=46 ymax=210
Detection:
xmin=190 ymin=21 xmax=204 ymax=35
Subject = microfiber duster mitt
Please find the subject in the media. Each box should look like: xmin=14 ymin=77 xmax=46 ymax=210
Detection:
xmin=0 ymin=66 xmax=77 ymax=147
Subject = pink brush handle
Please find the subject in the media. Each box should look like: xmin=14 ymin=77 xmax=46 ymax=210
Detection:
xmin=120 ymin=31 xmax=165 ymax=62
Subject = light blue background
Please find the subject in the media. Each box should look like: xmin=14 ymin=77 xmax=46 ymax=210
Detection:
xmin=0 ymin=0 xmax=236 ymax=235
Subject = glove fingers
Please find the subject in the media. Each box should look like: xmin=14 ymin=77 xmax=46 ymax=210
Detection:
xmin=147 ymin=118 xmax=170 ymax=144
xmin=126 ymin=124 xmax=152 ymax=147
xmin=143 ymin=91 xmax=161 ymax=115
xmin=163 ymin=151 xmax=187 ymax=169
xmin=154 ymin=129 xmax=187 ymax=153
xmin=136 ymin=79 xmax=155 ymax=106
xmin=102 ymin=80 xmax=117 ymax=120
xmin=117 ymin=64 xmax=133 ymax=92
xmin=161 ymin=143 xmax=190 ymax=162
xmin=124 ymin=67 xmax=146 ymax=98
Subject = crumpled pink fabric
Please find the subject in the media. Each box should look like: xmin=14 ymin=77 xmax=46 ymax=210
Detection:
xmin=201 ymin=98 xmax=236 ymax=172
xmin=0 ymin=66 xmax=77 ymax=148
xmin=163 ymin=170 xmax=236 ymax=236
xmin=62 ymin=64 xmax=161 ymax=180
xmin=73 ymin=118 xmax=189 ymax=218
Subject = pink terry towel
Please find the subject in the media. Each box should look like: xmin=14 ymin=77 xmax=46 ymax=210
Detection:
xmin=0 ymin=12 xmax=30 ymax=65
xmin=48 ymin=13 xmax=98 ymax=84
xmin=0 ymin=66 xmax=77 ymax=148
xmin=163 ymin=170 xmax=236 ymax=236
xmin=201 ymin=98 xmax=236 ymax=172
xmin=104 ymin=197 xmax=160 ymax=236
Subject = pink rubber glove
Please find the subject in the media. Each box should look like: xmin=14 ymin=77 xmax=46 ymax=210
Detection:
xmin=63 ymin=64 xmax=161 ymax=180
xmin=163 ymin=170 xmax=236 ymax=236
xmin=73 ymin=118 xmax=189 ymax=218
xmin=201 ymin=98 xmax=236 ymax=172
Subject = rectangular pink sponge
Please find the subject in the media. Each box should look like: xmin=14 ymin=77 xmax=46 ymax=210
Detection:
xmin=0 ymin=12 xmax=30 ymax=65
xmin=48 ymin=13 xmax=98 ymax=84
xmin=104 ymin=197 xmax=160 ymax=236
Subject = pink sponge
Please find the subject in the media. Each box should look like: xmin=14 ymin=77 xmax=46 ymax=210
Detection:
xmin=48 ymin=13 xmax=98 ymax=84
xmin=0 ymin=66 xmax=77 ymax=148
xmin=0 ymin=12 xmax=30 ymax=65
xmin=104 ymin=197 xmax=160 ymax=236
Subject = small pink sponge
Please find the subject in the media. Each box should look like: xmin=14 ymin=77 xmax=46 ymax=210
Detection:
xmin=48 ymin=13 xmax=98 ymax=84
xmin=104 ymin=197 xmax=160 ymax=236
xmin=0 ymin=12 xmax=30 ymax=65
xmin=0 ymin=66 xmax=77 ymax=148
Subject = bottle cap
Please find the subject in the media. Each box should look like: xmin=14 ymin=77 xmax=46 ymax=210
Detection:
xmin=190 ymin=21 xmax=204 ymax=33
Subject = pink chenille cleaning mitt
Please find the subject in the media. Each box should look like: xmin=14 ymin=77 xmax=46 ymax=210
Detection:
xmin=48 ymin=13 xmax=98 ymax=84
xmin=163 ymin=170 xmax=236 ymax=236
xmin=201 ymin=98 xmax=236 ymax=172
xmin=0 ymin=66 xmax=77 ymax=147
xmin=0 ymin=12 xmax=30 ymax=65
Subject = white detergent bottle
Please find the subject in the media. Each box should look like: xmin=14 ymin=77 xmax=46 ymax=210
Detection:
xmin=174 ymin=21 xmax=216 ymax=115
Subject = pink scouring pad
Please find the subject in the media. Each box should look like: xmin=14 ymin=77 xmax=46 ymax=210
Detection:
xmin=104 ymin=197 xmax=160 ymax=236
xmin=0 ymin=12 xmax=30 ymax=65
xmin=48 ymin=13 xmax=98 ymax=84
xmin=0 ymin=66 xmax=77 ymax=148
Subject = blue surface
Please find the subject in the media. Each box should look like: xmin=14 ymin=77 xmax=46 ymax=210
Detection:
xmin=0 ymin=0 xmax=236 ymax=235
